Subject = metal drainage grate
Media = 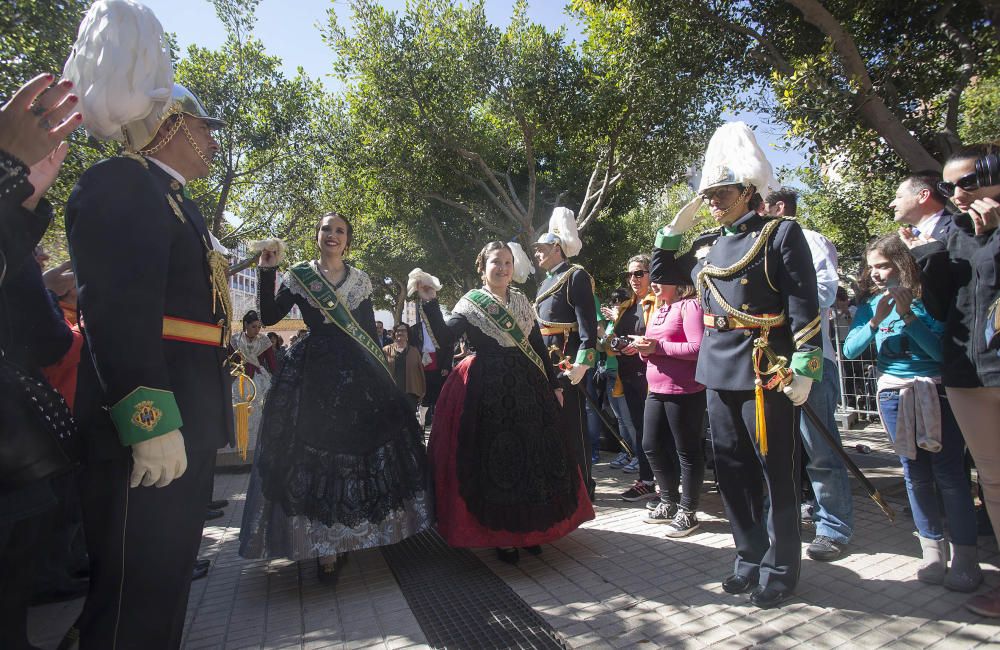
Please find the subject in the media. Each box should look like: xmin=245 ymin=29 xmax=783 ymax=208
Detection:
xmin=381 ymin=530 xmax=568 ymax=649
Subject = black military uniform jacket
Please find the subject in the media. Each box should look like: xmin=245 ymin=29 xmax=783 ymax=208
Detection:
xmin=67 ymin=156 xmax=234 ymax=460
xmin=534 ymin=260 xmax=599 ymax=368
xmin=651 ymin=212 xmax=822 ymax=391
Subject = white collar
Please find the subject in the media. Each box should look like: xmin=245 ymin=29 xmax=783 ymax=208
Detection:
xmin=915 ymin=209 xmax=944 ymax=234
xmin=147 ymin=157 xmax=187 ymax=186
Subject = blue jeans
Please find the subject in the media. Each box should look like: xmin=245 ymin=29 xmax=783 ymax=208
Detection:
xmin=878 ymin=385 xmax=978 ymax=545
xmin=798 ymin=361 xmax=855 ymax=543
xmin=595 ymin=368 xmax=637 ymax=455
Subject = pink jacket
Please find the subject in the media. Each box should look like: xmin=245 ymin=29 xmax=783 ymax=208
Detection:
xmin=640 ymin=297 xmax=704 ymax=395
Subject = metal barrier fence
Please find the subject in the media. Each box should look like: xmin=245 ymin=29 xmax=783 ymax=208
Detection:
xmin=830 ymin=311 xmax=880 ymax=426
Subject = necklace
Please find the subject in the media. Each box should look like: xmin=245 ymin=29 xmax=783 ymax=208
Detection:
xmin=318 ymin=259 xmax=346 ymax=284
xmin=483 ymin=284 xmax=510 ymax=306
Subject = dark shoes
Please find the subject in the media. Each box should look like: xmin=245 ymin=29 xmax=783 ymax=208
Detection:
xmin=192 ymin=561 xmax=209 ymax=581
xmin=316 ymin=554 xmax=348 ymax=584
xmin=522 ymin=545 xmax=543 ymax=556
xmin=495 ymin=547 xmax=520 ymax=564
xmin=205 ymin=509 xmax=225 ymax=522
xmin=208 ymin=499 xmax=229 ymax=510
xmin=749 ymin=585 xmax=792 ymax=609
xmin=721 ymin=573 xmax=758 ymax=594
xmin=806 ymin=535 xmax=844 ymax=562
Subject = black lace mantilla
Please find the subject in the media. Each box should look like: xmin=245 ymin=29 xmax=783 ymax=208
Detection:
xmin=257 ymin=435 xmax=427 ymax=528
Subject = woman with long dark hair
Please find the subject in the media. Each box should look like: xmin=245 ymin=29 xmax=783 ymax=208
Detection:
xmin=239 ymin=212 xmax=432 ymax=581
xmin=418 ymin=241 xmax=594 ymax=564
xmin=605 ymin=255 xmax=658 ymax=500
xmin=845 ymin=234 xmax=980 ymax=592
xmin=633 ymin=281 xmax=706 ymax=537
xmin=905 ymin=143 xmax=1000 ymax=615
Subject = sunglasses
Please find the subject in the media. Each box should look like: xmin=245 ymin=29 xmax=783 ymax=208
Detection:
xmin=937 ymin=172 xmax=980 ymax=198
xmin=622 ymin=270 xmax=647 ymax=279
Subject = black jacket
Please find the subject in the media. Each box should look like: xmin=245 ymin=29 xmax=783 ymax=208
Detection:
xmin=651 ymin=213 xmax=822 ymax=391
xmin=66 ymin=156 xmax=233 ymax=460
xmin=914 ymin=213 xmax=1000 ymax=388
xmin=534 ymin=261 xmax=599 ymax=367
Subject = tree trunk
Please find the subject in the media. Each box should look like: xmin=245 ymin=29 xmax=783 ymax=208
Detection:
xmin=783 ymin=0 xmax=943 ymax=171
xmin=212 ymin=167 xmax=235 ymax=237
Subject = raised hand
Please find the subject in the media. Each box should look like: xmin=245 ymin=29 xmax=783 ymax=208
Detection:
xmin=23 ymin=141 xmax=68 ymax=210
xmin=0 ymin=74 xmax=82 ymax=166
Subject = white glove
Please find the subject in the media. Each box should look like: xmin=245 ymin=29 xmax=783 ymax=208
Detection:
xmin=663 ymin=197 xmax=704 ymax=237
xmin=567 ymin=363 xmax=588 ymax=385
xmin=782 ymin=375 xmax=813 ymax=406
xmin=130 ymin=429 xmax=188 ymax=488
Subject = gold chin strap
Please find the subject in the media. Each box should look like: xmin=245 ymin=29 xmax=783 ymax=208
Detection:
xmin=179 ymin=116 xmax=214 ymax=168
xmin=137 ymin=112 xmax=183 ymax=156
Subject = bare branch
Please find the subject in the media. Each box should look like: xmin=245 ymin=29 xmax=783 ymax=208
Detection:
xmin=783 ymin=0 xmax=942 ymax=171
xmin=936 ymin=2 xmax=977 ymax=150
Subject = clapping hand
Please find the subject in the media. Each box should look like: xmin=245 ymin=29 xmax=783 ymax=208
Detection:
xmin=873 ymin=292 xmax=895 ymax=325
xmin=886 ymin=286 xmax=913 ymax=316
xmin=23 ymin=141 xmax=68 ymax=210
xmin=600 ymin=305 xmax=618 ymax=322
xmin=898 ymin=226 xmax=933 ymax=249
xmin=0 ymin=74 xmax=81 ymax=167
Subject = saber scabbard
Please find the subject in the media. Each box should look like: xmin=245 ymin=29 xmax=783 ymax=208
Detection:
xmin=755 ymin=339 xmax=896 ymax=523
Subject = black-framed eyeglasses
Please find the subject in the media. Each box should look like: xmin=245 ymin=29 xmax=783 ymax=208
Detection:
xmin=622 ymin=270 xmax=647 ymax=279
xmin=937 ymin=171 xmax=980 ymax=198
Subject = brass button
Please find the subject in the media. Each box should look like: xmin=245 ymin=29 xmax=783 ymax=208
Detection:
xmin=741 ymin=304 xmax=749 ymax=310
xmin=740 ymin=278 xmax=749 ymax=285
xmin=740 ymin=224 xmax=747 ymax=232
xmin=327 ymin=301 xmax=335 ymax=307
xmin=744 ymin=330 xmax=751 ymax=337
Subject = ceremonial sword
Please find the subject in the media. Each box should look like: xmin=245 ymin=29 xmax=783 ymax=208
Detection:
xmin=549 ymin=345 xmax=635 ymax=457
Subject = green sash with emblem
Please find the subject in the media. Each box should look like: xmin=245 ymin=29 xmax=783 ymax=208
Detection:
xmin=465 ymin=289 xmax=547 ymax=380
xmin=288 ymin=262 xmax=390 ymax=375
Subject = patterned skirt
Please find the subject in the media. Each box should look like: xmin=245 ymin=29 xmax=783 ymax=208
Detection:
xmin=429 ymin=350 xmax=593 ymax=548
xmin=239 ymin=328 xmax=432 ymax=559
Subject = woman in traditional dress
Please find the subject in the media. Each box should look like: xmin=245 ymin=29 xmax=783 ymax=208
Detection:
xmin=239 ymin=212 xmax=432 ymax=581
xmin=419 ymin=241 xmax=594 ymax=564
xmin=230 ymin=310 xmax=277 ymax=457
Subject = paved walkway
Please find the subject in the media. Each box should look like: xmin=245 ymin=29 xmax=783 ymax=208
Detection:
xmin=29 ymin=423 xmax=1000 ymax=648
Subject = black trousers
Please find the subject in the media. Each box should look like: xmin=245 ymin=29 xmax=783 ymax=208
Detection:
xmin=559 ymin=372 xmax=595 ymax=498
xmin=643 ymin=391 xmax=707 ymax=511
xmin=0 ymin=506 xmax=48 ymax=650
xmin=707 ymin=388 xmax=801 ymax=593
xmin=78 ymin=449 xmax=216 ymax=650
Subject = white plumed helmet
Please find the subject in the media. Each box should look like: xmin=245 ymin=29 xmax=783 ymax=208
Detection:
xmin=698 ymin=122 xmax=775 ymax=196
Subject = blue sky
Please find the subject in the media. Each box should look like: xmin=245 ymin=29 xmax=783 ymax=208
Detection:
xmin=141 ymin=0 xmax=807 ymax=174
